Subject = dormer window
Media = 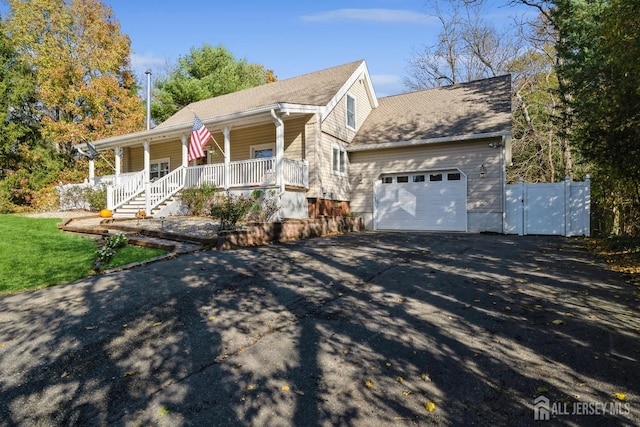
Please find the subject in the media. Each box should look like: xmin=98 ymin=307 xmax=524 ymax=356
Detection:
xmin=346 ymin=94 xmax=356 ymax=130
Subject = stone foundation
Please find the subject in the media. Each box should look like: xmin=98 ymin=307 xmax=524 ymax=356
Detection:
xmin=217 ymin=216 xmax=364 ymax=250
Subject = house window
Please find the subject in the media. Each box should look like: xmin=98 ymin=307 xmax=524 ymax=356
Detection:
xmin=413 ymin=175 xmax=426 ymax=182
xmin=346 ymin=94 xmax=356 ymax=130
xmin=251 ymin=143 xmax=275 ymax=159
xmin=397 ymin=176 xmax=409 ymax=183
xmin=332 ymin=146 xmax=347 ymax=175
xmin=429 ymin=173 xmax=443 ymax=182
xmin=382 ymin=176 xmax=393 ymax=184
xmin=150 ymin=158 xmax=170 ymax=180
xmin=447 ymin=172 xmax=461 ymax=181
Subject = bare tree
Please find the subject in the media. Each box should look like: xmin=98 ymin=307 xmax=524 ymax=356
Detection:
xmin=404 ymin=0 xmax=519 ymax=89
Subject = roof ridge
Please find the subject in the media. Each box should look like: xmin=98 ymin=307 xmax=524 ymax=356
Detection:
xmin=379 ymin=74 xmax=511 ymax=101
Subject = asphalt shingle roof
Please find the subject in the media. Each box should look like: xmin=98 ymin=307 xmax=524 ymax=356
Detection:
xmin=349 ymin=75 xmax=512 ymax=147
xmin=157 ymin=60 xmax=365 ymax=129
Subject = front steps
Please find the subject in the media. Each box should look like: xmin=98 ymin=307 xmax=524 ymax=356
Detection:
xmin=112 ymin=193 xmax=180 ymax=219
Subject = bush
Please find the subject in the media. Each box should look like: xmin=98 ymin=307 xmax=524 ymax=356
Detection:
xmin=180 ymin=183 xmax=219 ymax=216
xmin=85 ymin=185 xmax=107 ymax=211
xmin=246 ymin=189 xmax=280 ymax=222
xmin=209 ymin=191 xmax=254 ymax=231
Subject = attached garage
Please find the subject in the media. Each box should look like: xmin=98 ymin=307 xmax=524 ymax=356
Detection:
xmin=374 ymin=169 xmax=467 ymax=231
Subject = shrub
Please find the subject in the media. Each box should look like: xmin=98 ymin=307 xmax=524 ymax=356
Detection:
xmin=85 ymin=185 xmax=107 ymax=211
xmin=180 ymin=183 xmax=219 ymax=216
xmin=209 ymin=191 xmax=254 ymax=231
xmin=246 ymin=189 xmax=281 ymax=222
xmin=95 ymin=233 xmax=128 ymax=269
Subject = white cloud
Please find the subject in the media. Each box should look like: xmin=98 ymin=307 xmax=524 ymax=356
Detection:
xmin=301 ymin=9 xmax=435 ymax=25
xmin=130 ymin=52 xmax=170 ymax=73
xmin=371 ymin=74 xmax=406 ymax=97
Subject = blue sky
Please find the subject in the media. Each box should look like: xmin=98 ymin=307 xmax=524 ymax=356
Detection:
xmin=103 ymin=0 xmax=529 ymax=97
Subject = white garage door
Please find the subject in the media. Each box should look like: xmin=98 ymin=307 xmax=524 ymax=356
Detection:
xmin=374 ymin=170 xmax=467 ymax=231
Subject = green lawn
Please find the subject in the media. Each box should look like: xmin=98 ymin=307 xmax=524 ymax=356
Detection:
xmin=0 ymin=215 xmax=165 ymax=294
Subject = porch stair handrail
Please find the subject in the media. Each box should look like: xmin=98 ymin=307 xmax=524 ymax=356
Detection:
xmin=107 ymin=170 xmax=145 ymax=210
xmin=145 ymin=166 xmax=185 ymax=213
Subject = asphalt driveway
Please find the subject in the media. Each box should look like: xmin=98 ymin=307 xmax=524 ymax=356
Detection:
xmin=0 ymin=232 xmax=638 ymax=426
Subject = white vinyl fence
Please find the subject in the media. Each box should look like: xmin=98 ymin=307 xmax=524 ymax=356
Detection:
xmin=505 ymin=176 xmax=591 ymax=237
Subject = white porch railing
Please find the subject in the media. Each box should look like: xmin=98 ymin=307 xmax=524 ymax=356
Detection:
xmin=95 ymin=172 xmax=139 ymax=186
xmin=106 ymin=157 xmax=308 ymax=213
xmin=146 ymin=166 xmax=185 ymax=213
xmin=107 ymin=170 xmax=145 ymax=210
xmin=283 ymin=158 xmax=309 ymax=188
xmin=185 ymin=163 xmax=224 ymax=189
xmin=228 ymin=157 xmax=276 ymax=187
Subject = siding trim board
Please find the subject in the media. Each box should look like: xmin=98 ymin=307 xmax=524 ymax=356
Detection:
xmin=347 ymin=131 xmax=509 ymax=152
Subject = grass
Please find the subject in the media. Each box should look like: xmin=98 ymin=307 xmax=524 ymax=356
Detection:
xmin=0 ymin=215 xmax=166 ymax=294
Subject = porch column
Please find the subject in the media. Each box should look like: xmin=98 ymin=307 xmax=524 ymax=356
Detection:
xmin=143 ymin=140 xmax=150 ymax=214
xmin=88 ymin=159 xmax=95 ymax=185
xmin=143 ymin=140 xmax=150 ymax=181
xmin=223 ymin=127 xmax=230 ymax=190
xmin=181 ymin=135 xmax=188 ymax=168
xmin=271 ymin=110 xmax=285 ymax=193
xmin=114 ymin=147 xmax=122 ymax=185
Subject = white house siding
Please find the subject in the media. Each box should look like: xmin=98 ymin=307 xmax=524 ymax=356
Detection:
xmin=317 ymin=133 xmax=351 ymax=202
xmin=349 ymin=139 xmax=504 ymax=232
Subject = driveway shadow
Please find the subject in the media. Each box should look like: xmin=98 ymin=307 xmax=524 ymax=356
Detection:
xmin=0 ymin=232 xmax=637 ymax=426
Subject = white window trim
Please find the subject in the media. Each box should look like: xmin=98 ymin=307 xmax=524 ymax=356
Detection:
xmin=332 ymin=145 xmax=347 ymax=176
xmin=346 ymin=93 xmax=356 ymax=131
xmin=250 ymin=143 xmax=276 ymax=159
xmin=150 ymin=157 xmax=170 ymax=179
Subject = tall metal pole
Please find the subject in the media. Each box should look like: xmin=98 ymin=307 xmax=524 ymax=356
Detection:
xmin=145 ymin=69 xmax=152 ymax=130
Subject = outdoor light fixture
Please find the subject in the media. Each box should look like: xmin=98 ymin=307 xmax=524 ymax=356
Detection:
xmin=480 ymin=164 xmax=486 ymax=178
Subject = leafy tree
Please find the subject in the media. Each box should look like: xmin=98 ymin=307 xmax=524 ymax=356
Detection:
xmin=4 ymin=0 xmax=145 ymax=150
xmin=0 ymin=18 xmax=40 ymax=176
xmin=151 ymin=44 xmax=277 ymax=123
xmin=553 ymin=0 xmax=640 ymax=234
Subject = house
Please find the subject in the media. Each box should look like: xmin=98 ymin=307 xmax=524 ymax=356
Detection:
xmin=81 ymin=60 xmax=512 ymax=233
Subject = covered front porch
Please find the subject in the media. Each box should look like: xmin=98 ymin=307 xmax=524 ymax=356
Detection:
xmin=95 ymin=157 xmax=308 ymax=217
xmin=82 ymin=106 xmax=313 ymax=218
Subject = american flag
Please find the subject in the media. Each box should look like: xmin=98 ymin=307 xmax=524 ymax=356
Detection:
xmin=188 ymin=114 xmax=212 ymax=162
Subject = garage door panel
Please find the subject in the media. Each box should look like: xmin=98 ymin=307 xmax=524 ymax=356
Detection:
xmin=375 ymin=172 xmax=467 ymax=231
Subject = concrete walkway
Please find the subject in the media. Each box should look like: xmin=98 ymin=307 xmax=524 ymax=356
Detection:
xmin=0 ymin=232 xmax=638 ymax=426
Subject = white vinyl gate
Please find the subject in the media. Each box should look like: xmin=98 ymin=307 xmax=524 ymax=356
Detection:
xmin=505 ymin=176 xmax=591 ymax=236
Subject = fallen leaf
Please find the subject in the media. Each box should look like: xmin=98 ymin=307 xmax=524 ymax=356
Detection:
xmin=615 ymin=392 xmax=627 ymax=401
xmin=338 ymin=292 xmax=343 ymax=297
xmin=396 ymin=298 xmax=404 ymax=303
xmin=281 ymin=385 xmax=290 ymax=392
xmin=386 ymin=362 xmax=392 ymax=367
xmin=425 ymin=401 xmax=436 ymax=412
xmin=208 ymin=316 xmax=216 ymax=321
xmin=552 ymin=319 xmax=565 ymax=325
xmin=550 ymin=290 xmax=558 ymax=295
xmin=365 ymin=380 xmax=374 ymax=388
xmin=537 ymin=386 xmax=549 ymax=393
xmin=122 ymin=324 xmax=128 ymax=328
xmin=421 ymin=372 xmax=431 ymax=381
xmin=124 ymin=371 xmax=137 ymax=377
xmin=247 ymin=384 xmax=256 ymax=391
xmin=158 ymin=407 xmax=170 ymax=416
xmin=396 ymin=376 xmax=404 ymax=383
xmin=343 ymin=349 xmax=350 ymax=355
xmin=152 ymin=322 xmax=162 ymax=327
xmin=61 ymin=371 xmax=68 ymax=378
xmin=402 ymin=390 xmax=411 ymax=396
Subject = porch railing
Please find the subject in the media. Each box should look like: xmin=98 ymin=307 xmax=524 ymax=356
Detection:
xmin=107 ymin=170 xmax=145 ymax=210
xmin=283 ymin=158 xmax=309 ymax=188
xmin=105 ymin=157 xmax=309 ymax=212
xmin=95 ymin=172 xmax=139 ymax=186
xmin=229 ymin=157 xmax=276 ymax=187
xmin=185 ymin=163 xmax=224 ymax=189
xmin=146 ymin=166 xmax=185 ymax=213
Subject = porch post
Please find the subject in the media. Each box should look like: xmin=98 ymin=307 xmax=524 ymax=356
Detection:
xmin=223 ymin=127 xmax=230 ymax=189
xmin=88 ymin=159 xmax=95 ymax=185
xmin=181 ymin=135 xmax=188 ymax=168
xmin=271 ymin=110 xmax=285 ymax=193
xmin=114 ymin=147 xmax=121 ymax=185
xmin=143 ymin=140 xmax=150 ymax=214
